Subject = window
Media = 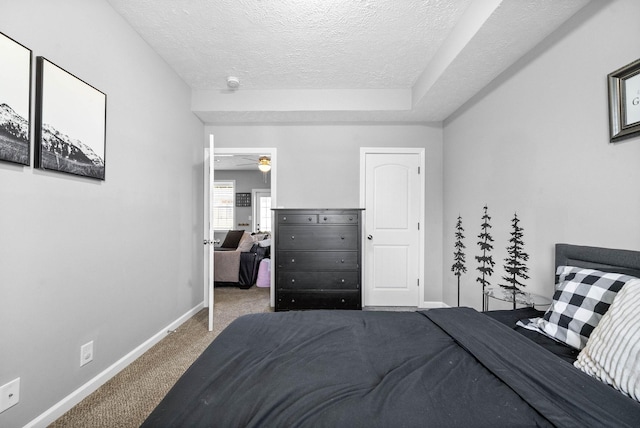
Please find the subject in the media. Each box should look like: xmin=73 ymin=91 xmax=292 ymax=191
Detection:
xmin=212 ymin=180 xmax=235 ymax=230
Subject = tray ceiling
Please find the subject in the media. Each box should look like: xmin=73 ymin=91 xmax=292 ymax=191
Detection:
xmin=107 ymin=0 xmax=591 ymax=124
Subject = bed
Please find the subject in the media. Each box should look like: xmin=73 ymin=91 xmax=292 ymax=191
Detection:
xmin=143 ymin=244 xmax=640 ymax=427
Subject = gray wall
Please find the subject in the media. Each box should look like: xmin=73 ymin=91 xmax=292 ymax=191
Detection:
xmin=442 ymin=0 xmax=640 ymax=309
xmin=214 ymin=169 xmax=271 ymax=242
xmin=0 ymin=1 xmax=204 ymax=426
xmin=4 ymin=0 xmax=637 ymax=425
xmin=206 ymin=124 xmax=445 ymax=303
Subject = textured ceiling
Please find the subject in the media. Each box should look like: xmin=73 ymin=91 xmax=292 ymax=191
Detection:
xmin=106 ymin=0 xmax=591 ymax=124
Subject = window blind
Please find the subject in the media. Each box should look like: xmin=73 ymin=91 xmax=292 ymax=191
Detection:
xmin=212 ymin=181 xmax=234 ymax=230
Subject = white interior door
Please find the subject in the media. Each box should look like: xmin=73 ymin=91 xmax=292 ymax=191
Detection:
xmin=204 ymin=136 xmax=215 ymax=331
xmin=362 ymin=150 xmax=423 ymax=307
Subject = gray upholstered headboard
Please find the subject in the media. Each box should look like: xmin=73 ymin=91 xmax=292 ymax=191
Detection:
xmin=555 ymin=243 xmax=640 ymax=278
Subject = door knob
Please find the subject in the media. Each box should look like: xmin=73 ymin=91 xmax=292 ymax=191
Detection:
xmin=367 ymin=235 xmax=373 ymax=240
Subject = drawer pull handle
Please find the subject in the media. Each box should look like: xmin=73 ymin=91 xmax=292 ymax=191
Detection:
xmin=349 ymin=217 xmax=353 ymax=221
xmin=291 ymin=235 xmax=295 ymax=240
xmin=308 ymin=217 xmax=313 ymax=221
xmin=341 ymin=279 xmax=345 ymax=283
xmin=341 ymin=299 xmax=345 ymax=303
xmin=324 ymin=217 xmax=328 ymax=221
xmin=283 ymin=216 xmax=287 ymax=221
xmin=341 ymin=259 xmax=345 ymax=263
xmin=291 ymin=278 xmax=295 ymax=283
xmin=340 ymin=236 xmax=345 ymax=240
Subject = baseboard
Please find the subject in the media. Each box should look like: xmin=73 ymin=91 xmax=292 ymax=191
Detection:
xmin=363 ymin=301 xmax=449 ymax=310
xmin=419 ymin=301 xmax=450 ymax=309
xmin=25 ymin=302 xmax=204 ymax=428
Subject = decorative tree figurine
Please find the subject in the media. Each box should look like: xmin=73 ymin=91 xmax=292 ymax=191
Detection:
xmin=451 ymin=215 xmax=467 ymax=307
xmin=500 ymin=213 xmax=529 ymax=309
xmin=475 ymin=205 xmax=495 ymax=311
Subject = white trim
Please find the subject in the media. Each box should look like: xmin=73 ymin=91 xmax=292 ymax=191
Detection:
xmin=420 ymin=301 xmax=450 ymax=309
xmin=207 ymin=136 xmax=215 ymax=331
xmin=25 ymin=303 xmax=204 ymax=428
xmin=359 ymin=147 xmax=426 ymax=308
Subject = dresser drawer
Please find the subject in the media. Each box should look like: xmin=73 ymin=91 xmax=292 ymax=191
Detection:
xmin=276 ymin=290 xmax=361 ymax=310
xmin=278 ymin=214 xmax=317 ymax=224
xmin=277 ymin=251 xmax=358 ymax=270
xmin=277 ymin=225 xmax=358 ymax=250
xmin=318 ymin=213 xmax=359 ymax=224
xmin=277 ymin=271 xmax=359 ymax=290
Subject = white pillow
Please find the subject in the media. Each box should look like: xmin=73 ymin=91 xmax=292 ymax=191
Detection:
xmin=236 ymin=232 xmax=255 ymax=252
xmin=574 ymin=278 xmax=640 ymax=401
xmin=258 ymin=238 xmax=271 ymax=247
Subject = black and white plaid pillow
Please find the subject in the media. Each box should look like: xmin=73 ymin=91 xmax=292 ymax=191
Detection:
xmin=518 ymin=266 xmax=635 ymax=349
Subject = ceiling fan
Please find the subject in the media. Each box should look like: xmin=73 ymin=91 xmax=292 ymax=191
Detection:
xmin=215 ymin=155 xmax=271 ymax=182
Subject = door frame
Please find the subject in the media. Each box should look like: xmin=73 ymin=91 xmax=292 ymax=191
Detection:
xmin=359 ymin=147 xmax=425 ymax=307
xmin=204 ymin=138 xmax=215 ymax=331
xmin=207 ymin=145 xmax=278 ymax=309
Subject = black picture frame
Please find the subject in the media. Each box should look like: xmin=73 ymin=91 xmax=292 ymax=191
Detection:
xmin=0 ymin=32 xmax=32 ymax=165
xmin=35 ymin=57 xmax=106 ymax=179
xmin=236 ymin=192 xmax=251 ymax=207
xmin=608 ymin=58 xmax=640 ymax=142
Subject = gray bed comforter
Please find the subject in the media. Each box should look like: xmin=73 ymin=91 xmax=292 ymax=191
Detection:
xmin=142 ymin=307 xmax=640 ymax=427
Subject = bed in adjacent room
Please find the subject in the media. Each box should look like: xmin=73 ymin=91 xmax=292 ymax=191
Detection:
xmin=143 ymin=244 xmax=640 ymax=427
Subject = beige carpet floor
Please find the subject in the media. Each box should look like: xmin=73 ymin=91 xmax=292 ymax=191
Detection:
xmin=49 ymin=286 xmax=272 ymax=428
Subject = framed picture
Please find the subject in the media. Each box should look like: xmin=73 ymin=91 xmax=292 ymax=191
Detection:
xmin=608 ymin=58 xmax=640 ymax=142
xmin=236 ymin=192 xmax=251 ymax=207
xmin=35 ymin=57 xmax=106 ymax=179
xmin=0 ymin=32 xmax=32 ymax=165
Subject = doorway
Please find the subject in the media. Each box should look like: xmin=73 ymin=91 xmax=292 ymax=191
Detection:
xmin=360 ymin=148 xmax=425 ymax=307
xmin=252 ymin=189 xmax=272 ymax=233
xmin=204 ymin=143 xmax=277 ymax=330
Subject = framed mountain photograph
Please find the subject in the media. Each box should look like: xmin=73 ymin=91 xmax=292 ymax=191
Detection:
xmin=0 ymin=32 xmax=32 ymax=165
xmin=35 ymin=57 xmax=106 ymax=179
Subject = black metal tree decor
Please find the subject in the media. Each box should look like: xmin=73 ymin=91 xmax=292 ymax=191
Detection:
xmin=451 ymin=215 xmax=467 ymax=307
xmin=475 ymin=205 xmax=494 ymax=311
xmin=500 ymin=213 xmax=529 ymax=309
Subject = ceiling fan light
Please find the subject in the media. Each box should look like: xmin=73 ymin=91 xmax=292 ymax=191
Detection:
xmin=258 ymin=156 xmax=271 ymax=172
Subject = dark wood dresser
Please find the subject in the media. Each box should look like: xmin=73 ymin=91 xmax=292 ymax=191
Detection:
xmin=273 ymin=208 xmax=363 ymax=311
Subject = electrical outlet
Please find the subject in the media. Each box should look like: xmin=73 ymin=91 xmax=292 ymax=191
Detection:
xmin=80 ymin=341 xmax=94 ymax=367
xmin=0 ymin=378 xmax=20 ymax=414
